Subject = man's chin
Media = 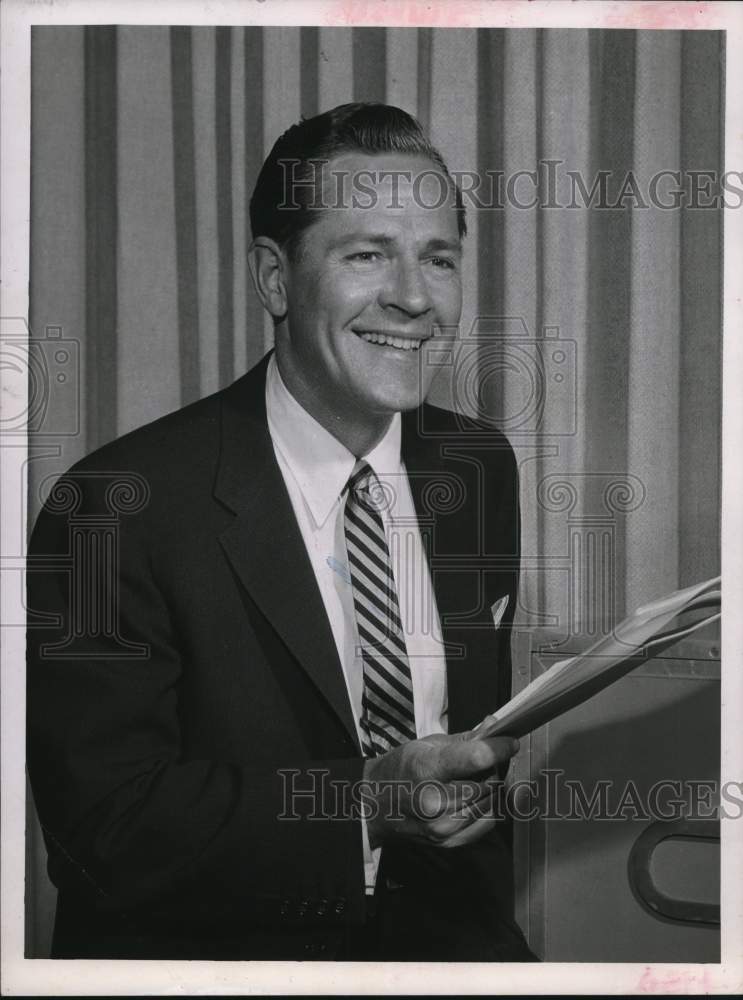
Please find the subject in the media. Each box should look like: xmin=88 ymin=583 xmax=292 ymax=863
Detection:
xmin=364 ymin=387 xmax=429 ymax=416
xmin=342 ymin=365 xmax=435 ymax=417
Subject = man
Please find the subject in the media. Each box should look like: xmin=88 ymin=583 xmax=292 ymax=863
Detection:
xmin=26 ymin=103 xmax=533 ymax=961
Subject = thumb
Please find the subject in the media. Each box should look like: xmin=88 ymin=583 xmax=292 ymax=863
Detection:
xmin=436 ymin=736 xmax=520 ymax=782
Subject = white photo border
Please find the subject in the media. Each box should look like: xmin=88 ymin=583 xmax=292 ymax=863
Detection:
xmin=2 ymin=0 xmax=742 ymax=994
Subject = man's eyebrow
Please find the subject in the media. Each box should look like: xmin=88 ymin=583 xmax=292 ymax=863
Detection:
xmin=422 ymin=237 xmax=462 ymax=254
xmin=329 ymin=234 xmax=396 ymax=250
xmin=329 ymin=234 xmax=462 ymax=253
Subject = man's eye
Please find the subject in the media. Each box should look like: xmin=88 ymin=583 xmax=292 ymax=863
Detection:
xmin=347 ymin=251 xmax=382 ymax=263
xmin=428 ymin=256 xmax=456 ymax=270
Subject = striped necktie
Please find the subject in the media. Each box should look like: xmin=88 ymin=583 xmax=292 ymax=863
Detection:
xmin=343 ymin=460 xmax=417 ymax=756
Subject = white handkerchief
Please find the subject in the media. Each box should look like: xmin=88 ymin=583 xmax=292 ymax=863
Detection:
xmin=490 ymin=595 xmax=509 ymax=629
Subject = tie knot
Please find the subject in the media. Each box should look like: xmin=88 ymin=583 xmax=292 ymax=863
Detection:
xmin=347 ymin=461 xmax=389 ymax=514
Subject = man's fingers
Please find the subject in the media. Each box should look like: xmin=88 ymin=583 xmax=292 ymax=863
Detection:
xmin=449 ymin=779 xmax=488 ymax=808
xmin=435 ymin=735 xmax=520 ymax=782
xmin=437 ymin=815 xmax=498 ymax=849
xmin=414 ymin=779 xmax=492 ymax=819
xmin=449 ymin=781 xmax=499 ymax=819
xmin=421 ymin=805 xmax=500 ymax=847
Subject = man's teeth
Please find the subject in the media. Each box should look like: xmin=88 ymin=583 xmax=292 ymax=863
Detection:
xmin=357 ymin=332 xmax=423 ymax=351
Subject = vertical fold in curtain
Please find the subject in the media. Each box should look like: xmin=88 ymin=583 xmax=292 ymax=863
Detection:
xmin=191 ymin=28 xmax=220 ymax=396
xmin=353 ymin=28 xmax=387 ymax=103
xmin=626 ymin=31 xmax=683 ymax=609
xmin=386 ymin=28 xmax=418 ymax=114
xmin=538 ymin=29 xmax=593 ymax=633
xmin=415 ymin=29 xmax=433 ymax=137
xmin=678 ymin=31 xmax=723 ymax=587
xmin=428 ymin=29 xmax=479 ymax=415
xmin=476 ymin=29 xmax=505 ymax=423
xmin=28 ymin=27 xmax=88 ymax=959
xmin=84 ymin=27 xmax=118 ymax=450
xmin=230 ymin=28 xmax=248 ymax=380
xmin=244 ymin=28 xmax=265 ymax=372
xmin=215 ymin=27 xmax=235 ymax=387
xmin=500 ymin=30 xmax=541 ymax=622
xmin=117 ymin=27 xmax=180 ymax=436
xmin=170 ymin=27 xmax=201 ymax=405
xmin=584 ymin=29 xmax=636 ymax=621
xmin=318 ymin=27 xmax=353 ymax=112
xmin=300 ymin=28 xmax=319 ymax=120
xmin=261 ymin=27 xmax=300 ymax=351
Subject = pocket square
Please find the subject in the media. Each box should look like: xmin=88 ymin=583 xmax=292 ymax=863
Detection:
xmin=490 ymin=595 xmax=509 ymax=629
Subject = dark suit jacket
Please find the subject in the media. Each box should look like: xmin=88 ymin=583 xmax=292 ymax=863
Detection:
xmin=26 ymin=353 xmax=522 ymax=960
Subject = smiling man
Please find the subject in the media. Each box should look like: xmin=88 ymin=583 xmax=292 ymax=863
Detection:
xmin=252 ymin=148 xmax=463 ymax=455
xmin=27 ymin=104 xmax=534 ymax=961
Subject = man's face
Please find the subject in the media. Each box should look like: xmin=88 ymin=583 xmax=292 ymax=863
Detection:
xmin=276 ymin=152 xmax=463 ymax=420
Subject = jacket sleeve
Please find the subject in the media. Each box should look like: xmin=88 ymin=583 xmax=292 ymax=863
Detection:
xmin=26 ymin=472 xmax=367 ymax=934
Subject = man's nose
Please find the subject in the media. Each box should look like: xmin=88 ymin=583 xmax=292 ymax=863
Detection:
xmin=378 ymin=258 xmax=432 ymax=316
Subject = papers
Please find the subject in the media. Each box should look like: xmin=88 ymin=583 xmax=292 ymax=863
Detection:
xmin=470 ymin=576 xmax=721 ymax=740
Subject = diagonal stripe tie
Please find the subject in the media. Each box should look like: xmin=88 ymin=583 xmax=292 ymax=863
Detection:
xmin=344 ymin=460 xmax=417 ymax=756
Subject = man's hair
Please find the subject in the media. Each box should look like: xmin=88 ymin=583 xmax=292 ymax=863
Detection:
xmin=249 ymin=102 xmax=466 ymax=256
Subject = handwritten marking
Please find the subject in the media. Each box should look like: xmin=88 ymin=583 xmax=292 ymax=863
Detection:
xmin=327 ymin=555 xmax=352 ymax=584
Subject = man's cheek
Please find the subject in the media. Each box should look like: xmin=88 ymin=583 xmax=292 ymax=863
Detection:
xmin=437 ymin=287 xmax=462 ymax=325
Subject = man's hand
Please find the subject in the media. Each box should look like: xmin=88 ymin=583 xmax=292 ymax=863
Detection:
xmin=361 ymin=732 xmax=519 ymax=850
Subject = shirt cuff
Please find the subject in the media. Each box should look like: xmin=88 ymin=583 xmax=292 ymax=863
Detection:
xmin=361 ymin=811 xmax=382 ymax=894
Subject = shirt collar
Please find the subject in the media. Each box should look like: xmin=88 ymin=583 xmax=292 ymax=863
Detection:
xmin=265 ymin=353 xmax=402 ymax=528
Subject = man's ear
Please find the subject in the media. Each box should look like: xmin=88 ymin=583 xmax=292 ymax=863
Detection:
xmin=248 ymin=237 xmax=289 ymax=319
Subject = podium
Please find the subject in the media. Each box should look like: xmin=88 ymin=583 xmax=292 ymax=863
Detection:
xmin=512 ymin=626 xmax=721 ymax=961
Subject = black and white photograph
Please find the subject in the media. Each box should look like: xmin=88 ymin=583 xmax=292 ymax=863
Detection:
xmin=2 ymin=0 xmax=742 ymax=994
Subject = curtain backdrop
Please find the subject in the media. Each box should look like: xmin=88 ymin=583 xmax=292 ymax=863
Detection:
xmin=27 ymin=25 xmax=722 ymax=956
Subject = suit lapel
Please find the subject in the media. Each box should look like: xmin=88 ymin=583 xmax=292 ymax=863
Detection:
xmin=213 ymin=360 xmax=503 ymax=745
xmin=214 ymin=356 xmax=360 ymax=749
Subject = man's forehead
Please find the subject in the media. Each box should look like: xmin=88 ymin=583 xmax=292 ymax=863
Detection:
xmin=300 ymin=150 xmax=461 ymax=241
xmin=319 ymin=150 xmax=453 ymax=198
xmin=321 ymin=149 xmax=444 ymax=177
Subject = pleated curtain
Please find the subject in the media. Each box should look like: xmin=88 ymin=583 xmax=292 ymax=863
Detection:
xmin=27 ymin=25 xmax=722 ymax=955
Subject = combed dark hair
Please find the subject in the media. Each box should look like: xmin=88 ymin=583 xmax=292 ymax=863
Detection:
xmin=249 ymin=102 xmax=466 ymax=255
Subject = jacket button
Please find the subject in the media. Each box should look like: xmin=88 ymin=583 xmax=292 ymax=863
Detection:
xmin=279 ymin=899 xmax=290 ymax=916
xmin=316 ymin=899 xmax=328 ymax=916
xmin=297 ymin=899 xmax=309 ymax=917
xmin=333 ymin=899 xmax=346 ymax=914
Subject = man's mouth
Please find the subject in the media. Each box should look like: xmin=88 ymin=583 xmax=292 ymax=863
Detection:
xmin=353 ymin=330 xmax=429 ymax=352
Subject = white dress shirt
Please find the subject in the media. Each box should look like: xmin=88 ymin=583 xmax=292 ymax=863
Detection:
xmin=265 ymin=354 xmax=448 ymax=890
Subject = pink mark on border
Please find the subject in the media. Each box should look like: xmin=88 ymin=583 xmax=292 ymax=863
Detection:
xmin=326 ymin=0 xmax=481 ymax=28
xmin=637 ymin=965 xmax=715 ymax=995
xmin=321 ymin=0 xmax=724 ymax=29
xmin=599 ymin=2 xmax=720 ymax=30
